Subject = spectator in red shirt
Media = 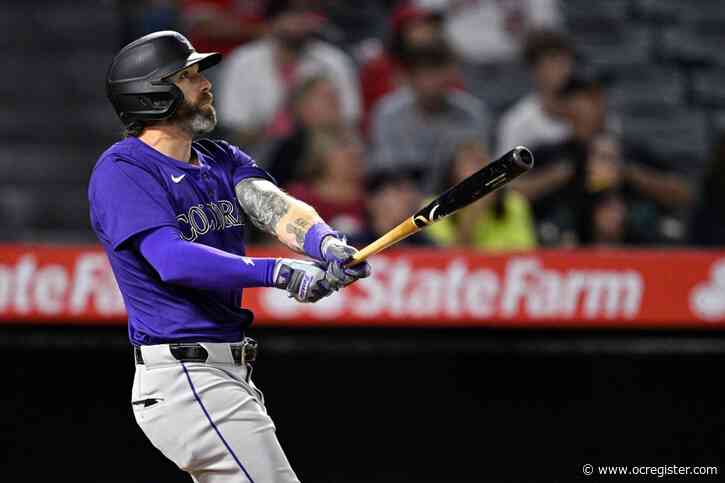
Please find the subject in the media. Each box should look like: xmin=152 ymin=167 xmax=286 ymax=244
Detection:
xmin=359 ymin=2 xmax=443 ymax=133
xmin=181 ymin=0 xmax=267 ymax=55
xmin=286 ymin=126 xmax=367 ymax=239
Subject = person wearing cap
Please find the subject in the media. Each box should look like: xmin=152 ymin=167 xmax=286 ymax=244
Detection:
xmin=359 ymin=2 xmax=444 ymax=132
xmin=181 ymin=0 xmax=267 ymax=56
xmin=369 ymin=39 xmax=491 ymax=194
xmin=217 ymin=0 xmax=361 ymax=152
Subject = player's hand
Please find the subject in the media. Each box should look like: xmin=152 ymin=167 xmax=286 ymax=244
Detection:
xmin=273 ymin=259 xmax=334 ymax=303
xmin=321 ymin=236 xmax=372 ymax=290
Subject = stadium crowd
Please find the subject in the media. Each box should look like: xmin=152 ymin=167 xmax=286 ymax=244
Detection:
xmin=116 ymin=0 xmax=725 ymax=249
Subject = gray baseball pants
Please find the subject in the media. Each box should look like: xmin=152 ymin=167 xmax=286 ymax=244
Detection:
xmin=131 ymin=342 xmax=300 ymax=483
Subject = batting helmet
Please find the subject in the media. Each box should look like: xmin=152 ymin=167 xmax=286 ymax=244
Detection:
xmin=106 ymin=31 xmax=221 ymax=126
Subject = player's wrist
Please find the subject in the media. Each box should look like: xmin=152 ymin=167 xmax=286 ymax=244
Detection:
xmin=302 ymin=222 xmax=338 ymax=261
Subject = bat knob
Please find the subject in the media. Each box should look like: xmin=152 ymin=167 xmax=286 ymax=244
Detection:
xmin=512 ymin=146 xmax=534 ymax=170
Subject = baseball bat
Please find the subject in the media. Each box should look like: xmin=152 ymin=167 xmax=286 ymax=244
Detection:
xmin=346 ymin=146 xmax=534 ymax=267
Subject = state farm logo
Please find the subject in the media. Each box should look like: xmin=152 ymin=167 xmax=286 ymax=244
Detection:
xmin=261 ymin=256 xmax=644 ymax=320
xmin=0 ymin=254 xmax=125 ymax=318
xmin=690 ymin=258 xmax=725 ymax=321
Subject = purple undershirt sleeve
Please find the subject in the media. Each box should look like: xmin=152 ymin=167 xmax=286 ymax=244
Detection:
xmin=303 ymin=222 xmax=338 ymax=261
xmin=136 ymin=226 xmax=277 ymax=290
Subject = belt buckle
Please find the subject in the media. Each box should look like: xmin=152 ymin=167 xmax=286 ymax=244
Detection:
xmin=240 ymin=337 xmax=257 ymax=365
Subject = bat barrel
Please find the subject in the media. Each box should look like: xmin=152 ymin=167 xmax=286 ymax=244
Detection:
xmin=512 ymin=146 xmax=534 ymax=170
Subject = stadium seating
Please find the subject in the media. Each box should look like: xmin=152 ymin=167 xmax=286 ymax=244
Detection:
xmin=570 ymin=23 xmax=653 ymax=70
xmin=562 ymin=0 xmax=633 ymax=24
xmin=692 ymin=68 xmax=725 ymax=107
xmin=0 ymin=1 xmax=119 ymax=241
xmin=2 ymin=1 xmax=725 ymax=243
xmin=607 ymin=64 xmax=686 ymax=110
xmin=659 ymin=26 xmax=725 ymax=67
xmin=620 ymin=106 xmax=709 ymax=169
xmin=635 ymin=0 xmax=725 ymax=25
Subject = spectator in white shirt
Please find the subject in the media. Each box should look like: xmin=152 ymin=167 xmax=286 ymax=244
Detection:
xmin=370 ymin=40 xmax=491 ymax=193
xmin=217 ymin=0 xmax=361 ymax=150
xmin=417 ymin=0 xmax=563 ymax=64
xmin=497 ymin=29 xmax=574 ymax=154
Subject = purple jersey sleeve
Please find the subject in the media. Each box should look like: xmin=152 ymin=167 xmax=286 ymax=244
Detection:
xmin=136 ymin=226 xmax=277 ymax=289
xmin=223 ymin=141 xmax=278 ymax=186
xmin=90 ymin=159 xmax=178 ymax=250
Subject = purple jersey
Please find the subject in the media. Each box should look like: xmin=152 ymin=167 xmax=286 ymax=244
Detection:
xmin=88 ymin=137 xmax=275 ymax=345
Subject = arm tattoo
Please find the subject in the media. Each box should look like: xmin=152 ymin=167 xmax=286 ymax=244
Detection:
xmin=286 ymin=218 xmax=311 ymax=247
xmin=235 ymin=179 xmax=290 ymax=234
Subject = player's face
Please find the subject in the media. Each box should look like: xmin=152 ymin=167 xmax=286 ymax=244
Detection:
xmin=168 ymin=64 xmax=216 ymax=136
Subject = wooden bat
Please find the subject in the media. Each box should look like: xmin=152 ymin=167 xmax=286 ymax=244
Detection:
xmin=346 ymin=146 xmax=534 ymax=267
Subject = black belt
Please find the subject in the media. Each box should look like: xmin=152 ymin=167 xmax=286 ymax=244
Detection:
xmin=134 ymin=338 xmax=258 ymax=365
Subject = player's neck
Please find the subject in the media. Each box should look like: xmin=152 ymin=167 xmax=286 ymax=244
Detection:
xmin=138 ymin=125 xmax=194 ymax=164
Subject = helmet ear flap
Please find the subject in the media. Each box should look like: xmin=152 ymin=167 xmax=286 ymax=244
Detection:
xmin=114 ymin=81 xmax=185 ymax=123
xmin=139 ymin=83 xmax=184 ymax=113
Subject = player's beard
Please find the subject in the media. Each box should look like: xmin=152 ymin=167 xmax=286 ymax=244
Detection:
xmin=172 ymin=93 xmax=217 ymax=138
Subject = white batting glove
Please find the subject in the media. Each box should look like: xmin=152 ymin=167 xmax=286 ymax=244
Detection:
xmin=273 ymin=259 xmax=334 ymax=303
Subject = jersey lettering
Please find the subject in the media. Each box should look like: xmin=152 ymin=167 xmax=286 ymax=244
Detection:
xmin=176 ymin=199 xmax=243 ymax=242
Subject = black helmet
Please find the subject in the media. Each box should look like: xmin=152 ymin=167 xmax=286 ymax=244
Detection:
xmin=106 ymin=31 xmax=221 ymax=126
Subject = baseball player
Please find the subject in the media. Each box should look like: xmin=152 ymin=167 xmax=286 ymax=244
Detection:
xmin=88 ymin=31 xmax=371 ymax=483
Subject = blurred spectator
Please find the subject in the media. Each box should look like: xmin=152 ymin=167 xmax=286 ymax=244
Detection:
xmin=690 ymin=132 xmax=725 ymax=246
xmin=316 ymin=1 xmax=389 ymax=53
xmin=370 ymin=40 xmax=491 ymax=193
xmin=427 ymin=139 xmax=537 ymax=250
xmin=526 ymin=73 xmax=693 ymax=245
xmin=217 ymin=0 xmax=361 ymax=151
xmin=265 ymin=76 xmax=345 ymax=187
xmin=351 ymin=169 xmax=434 ymax=247
xmin=417 ymin=0 xmax=562 ymax=64
xmin=588 ymin=189 xmax=629 ymax=246
xmin=496 ymin=29 xmax=573 ymax=154
xmin=181 ymin=0 xmax=267 ymax=55
xmin=286 ymin=126 xmax=367 ymax=239
xmin=359 ymin=3 xmax=444 ymax=131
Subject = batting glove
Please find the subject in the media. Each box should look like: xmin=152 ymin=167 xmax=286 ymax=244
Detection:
xmin=273 ymin=259 xmax=334 ymax=303
xmin=320 ymin=236 xmax=372 ymax=291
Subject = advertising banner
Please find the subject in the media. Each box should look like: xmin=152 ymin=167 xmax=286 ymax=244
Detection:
xmin=1 ymin=245 xmax=724 ymax=327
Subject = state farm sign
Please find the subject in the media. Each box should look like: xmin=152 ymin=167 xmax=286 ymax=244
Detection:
xmin=255 ymin=256 xmax=643 ymax=322
xmin=0 ymin=244 xmax=723 ymax=327
xmin=245 ymin=248 xmax=723 ymax=327
xmin=0 ymin=247 xmax=124 ymax=322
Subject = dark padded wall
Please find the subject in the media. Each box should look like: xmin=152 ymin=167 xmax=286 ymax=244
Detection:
xmin=3 ymin=328 xmax=724 ymax=482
